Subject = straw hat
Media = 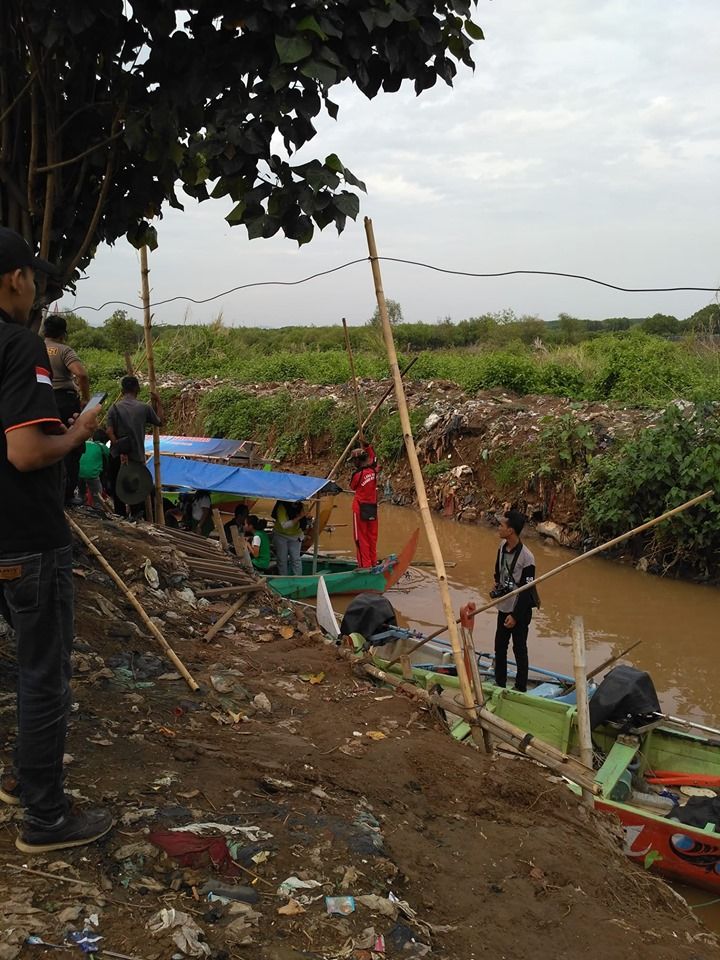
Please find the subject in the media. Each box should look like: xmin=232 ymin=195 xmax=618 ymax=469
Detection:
xmin=115 ymin=462 xmax=154 ymax=505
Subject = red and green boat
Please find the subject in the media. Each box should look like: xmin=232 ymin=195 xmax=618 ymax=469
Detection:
xmin=365 ymin=644 xmax=720 ymax=893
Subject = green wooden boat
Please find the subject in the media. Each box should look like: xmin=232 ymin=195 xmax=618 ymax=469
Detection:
xmin=368 ymin=650 xmax=720 ymax=894
xmin=265 ymin=529 xmax=419 ymax=600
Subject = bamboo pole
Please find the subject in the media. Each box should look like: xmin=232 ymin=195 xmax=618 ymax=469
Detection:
xmin=388 ymin=489 xmax=714 ymax=666
xmin=67 ymin=515 xmax=199 ymax=692
xmin=196 ymin=583 xmax=264 ymax=598
xmin=564 ymin=639 xmax=642 ymax=696
xmin=311 ymin=499 xmax=321 ymax=575
xmin=204 ymin=595 xmax=249 ymax=643
xmin=364 ymin=217 xmax=485 ymax=751
xmin=212 ymin=508 xmax=230 ymax=551
xmin=230 ymin=524 xmax=255 ymax=573
xmin=342 ymin=318 xmax=365 ymax=444
xmin=571 ymin=617 xmax=594 ymax=806
xmin=140 ymin=245 xmax=164 ymax=526
xmin=327 ymin=357 xmax=418 ymax=480
xmin=461 ymin=624 xmax=492 ymax=752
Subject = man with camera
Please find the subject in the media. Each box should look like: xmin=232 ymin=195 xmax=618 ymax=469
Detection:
xmin=492 ymin=510 xmax=538 ymax=693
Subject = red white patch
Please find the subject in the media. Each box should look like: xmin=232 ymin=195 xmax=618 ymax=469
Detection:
xmin=36 ymin=366 xmax=52 ymax=386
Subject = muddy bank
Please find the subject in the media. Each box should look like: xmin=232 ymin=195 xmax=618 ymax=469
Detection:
xmin=161 ymin=374 xmax=664 ymax=552
xmin=0 ymin=513 xmax=714 ymax=959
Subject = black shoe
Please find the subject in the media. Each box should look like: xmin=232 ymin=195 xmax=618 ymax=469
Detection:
xmin=16 ymin=807 xmax=113 ymax=854
xmin=0 ymin=771 xmax=21 ymax=806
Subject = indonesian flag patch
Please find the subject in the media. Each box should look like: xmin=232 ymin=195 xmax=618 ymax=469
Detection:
xmin=36 ymin=366 xmax=52 ymax=386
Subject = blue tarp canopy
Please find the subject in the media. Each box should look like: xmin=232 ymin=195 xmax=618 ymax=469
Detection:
xmin=144 ymin=435 xmax=247 ymax=459
xmin=151 ymin=455 xmax=341 ymax=502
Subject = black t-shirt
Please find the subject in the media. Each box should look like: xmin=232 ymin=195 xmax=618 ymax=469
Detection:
xmin=0 ymin=310 xmax=69 ymax=553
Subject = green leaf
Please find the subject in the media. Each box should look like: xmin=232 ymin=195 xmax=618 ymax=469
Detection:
xmin=300 ymin=60 xmax=337 ymax=87
xmin=296 ymin=15 xmax=327 ymax=40
xmin=465 ymin=19 xmax=485 ymax=40
xmin=644 ymin=849 xmax=663 ymax=870
xmin=226 ymin=201 xmax=246 ymax=224
xmin=325 ymin=153 xmax=344 ymax=174
xmin=275 ymin=35 xmax=312 ymax=64
xmin=334 ymin=192 xmax=360 ymax=219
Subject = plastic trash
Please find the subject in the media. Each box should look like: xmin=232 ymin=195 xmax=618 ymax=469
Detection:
xmin=200 ymin=881 xmax=259 ymax=904
xmin=65 ymin=931 xmax=103 ymax=954
xmin=147 ymin=908 xmax=210 ymax=957
xmin=277 ymin=876 xmax=322 ymax=898
xmin=325 ymin=895 xmax=356 ymax=916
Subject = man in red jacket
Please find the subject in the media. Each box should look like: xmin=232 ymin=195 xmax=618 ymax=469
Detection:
xmin=349 ymin=441 xmax=378 ymax=568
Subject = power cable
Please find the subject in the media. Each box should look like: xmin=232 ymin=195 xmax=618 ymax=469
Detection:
xmin=58 ymin=255 xmax=720 ymax=314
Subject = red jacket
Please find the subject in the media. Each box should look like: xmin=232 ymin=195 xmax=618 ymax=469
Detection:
xmin=350 ymin=444 xmax=377 ymax=510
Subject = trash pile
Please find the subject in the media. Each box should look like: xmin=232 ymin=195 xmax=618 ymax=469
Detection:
xmin=0 ymin=512 xmax=714 ymax=960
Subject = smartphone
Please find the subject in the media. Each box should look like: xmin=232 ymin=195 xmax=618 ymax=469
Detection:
xmin=82 ymin=391 xmax=107 ymax=412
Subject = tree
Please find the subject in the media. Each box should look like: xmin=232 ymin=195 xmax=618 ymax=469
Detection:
xmin=640 ymin=313 xmax=680 ymax=336
xmin=685 ymin=303 xmax=720 ymax=335
xmin=555 ymin=312 xmax=587 ymax=345
xmin=369 ymin=298 xmax=404 ymax=327
xmin=103 ymin=309 xmax=143 ymax=354
xmin=0 ymin=2 xmax=482 ymax=318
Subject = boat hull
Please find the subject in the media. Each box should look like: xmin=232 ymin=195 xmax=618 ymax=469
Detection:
xmin=267 ymin=568 xmax=388 ymax=600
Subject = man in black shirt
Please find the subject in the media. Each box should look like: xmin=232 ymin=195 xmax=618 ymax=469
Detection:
xmin=0 ymin=227 xmax=112 ymax=852
xmin=106 ymin=375 xmax=162 ymax=517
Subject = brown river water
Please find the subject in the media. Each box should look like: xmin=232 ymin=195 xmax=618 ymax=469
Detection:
xmin=320 ymin=497 xmax=720 ymax=728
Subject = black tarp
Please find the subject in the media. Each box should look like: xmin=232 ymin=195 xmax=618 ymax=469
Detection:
xmin=339 ymin=594 xmax=397 ymax=642
xmin=589 ymin=665 xmax=661 ymax=730
xmin=668 ymin=796 xmax=720 ymax=829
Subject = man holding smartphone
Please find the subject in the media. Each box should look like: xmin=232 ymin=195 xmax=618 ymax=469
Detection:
xmin=0 ymin=227 xmax=112 ymax=852
xmin=42 ymin=313 xmax=91 ymax=506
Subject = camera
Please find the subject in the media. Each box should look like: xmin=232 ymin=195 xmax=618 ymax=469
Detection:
xmin=490 ymin=579 xmax=515 ymax=600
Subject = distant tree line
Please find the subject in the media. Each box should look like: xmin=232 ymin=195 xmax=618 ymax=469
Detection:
xmin=60 ymin=301 xmax=720 ymax=356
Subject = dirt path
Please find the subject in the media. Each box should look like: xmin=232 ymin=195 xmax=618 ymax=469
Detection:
xmin=0 ymin=513 xmax=715 ymax=960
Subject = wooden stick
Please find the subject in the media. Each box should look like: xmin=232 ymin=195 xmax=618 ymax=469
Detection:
xmin=461 ymin=624 xmax=492 ymax=753
xmin=67 ymin=515 xmax=199 ymax=691
xmin=326 ymin=356 xmax=418 ymax=480
xmin=342 ymin=317 xmax=365 ymax=444
xmin=571 ymin=617 xmax=594 ymax=806
xmin=196 ymin=583 xmax=264 ymax=598
xmin=140 ymin=245 xmax=164 ymax=526
xmin=230 ymin=524 xmax=255 ymax=573
xmin=6 ymin=863 xmax=97 ymax=888
xmin=564 ymin=639 xmax=643 ymax=696
xmin=311 ymin=499 xmax=321 ymax=575
xmin=204 ymin=595 xmax=248 ymax=642
xmin=389 ymin=489 xmax=714 ymax=666
xmin=364 ymin=217 xmax=485 ymax=751
xmin=212 ymin=508 xmax=230 ymax=551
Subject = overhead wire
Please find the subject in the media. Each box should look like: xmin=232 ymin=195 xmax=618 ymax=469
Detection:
xmin=58 ymin=255 xmax=720 ymax=315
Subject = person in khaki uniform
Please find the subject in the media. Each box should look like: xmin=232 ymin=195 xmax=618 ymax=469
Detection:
xmin=42 ymin=314 xmax=90 ymax=505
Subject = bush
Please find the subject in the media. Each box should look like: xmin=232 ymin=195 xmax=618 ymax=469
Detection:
xmin=581 ymin=406 xmax=720 ymax=578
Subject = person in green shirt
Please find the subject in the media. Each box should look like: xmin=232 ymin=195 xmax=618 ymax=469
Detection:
xmin=245 ymin=515 xmax=271 ymax=571
xmin=78 ymin=429 xmax=110 ymax=508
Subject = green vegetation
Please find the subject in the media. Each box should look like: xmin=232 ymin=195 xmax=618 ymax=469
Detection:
xmin=423 ymin=461 xmax=453 ymax=479
xmin=581 ymin=408 xmax=720 ymax=577
xmin=76 ymin=305 xmax=720 ymax=410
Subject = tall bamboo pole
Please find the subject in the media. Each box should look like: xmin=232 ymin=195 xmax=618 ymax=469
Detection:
xmin=342 ymin=318 xmax=365 ymax=443
xmin=571 ymin=616 xmax=594 ymax=806
xmin=327 ymin=356 xmax=418 ymax=480
xmin=364 ymin=218 xmax=485 ymax=750
xmin=139 ymin=245 xmax=164 ymax=526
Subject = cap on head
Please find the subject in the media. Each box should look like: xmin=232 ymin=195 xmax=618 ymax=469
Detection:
xmin=504 ymin=509 xmax=526 ymax=536
xmin=0 ymin=227 xmax=59 ymax=277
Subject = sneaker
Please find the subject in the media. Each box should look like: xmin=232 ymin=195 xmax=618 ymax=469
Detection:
xmin=0 ymin=771 xmax=21 ymax=806
xmin=16 ymin=807 xmax=113 ymax=854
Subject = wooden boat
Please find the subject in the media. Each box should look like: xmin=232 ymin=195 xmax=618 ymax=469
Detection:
xmin=366 ymin=645 xmax=720 ymax=893
xmin=266 ymin=529 xmax=419 ymax=600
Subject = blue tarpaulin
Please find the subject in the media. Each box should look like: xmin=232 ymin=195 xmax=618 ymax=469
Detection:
xmin=151 ymin=455 xmax=341 ymax=501
xmin=144 ymin=435 xmax=247 ymax=459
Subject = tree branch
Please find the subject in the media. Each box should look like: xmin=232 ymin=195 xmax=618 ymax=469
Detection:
xmin=0 ymin=65 xmax=39 ymax=129
xmin=35 ymin=131 xmax=122 ymax=173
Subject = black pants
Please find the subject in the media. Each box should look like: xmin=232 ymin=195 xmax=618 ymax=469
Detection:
xmin=0 ymin=545 xmax=74 ymax=822
xmin=54 ymin=390 xmax=81 ymax=503
xmin=494 ymin=610 xmax=531 ymax=692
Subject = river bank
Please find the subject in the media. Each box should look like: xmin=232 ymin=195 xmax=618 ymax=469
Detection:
xmin=159 ymin=374 xmax=719 ymax=583
xmin=0 ymin=511 xmax=715 ymax=959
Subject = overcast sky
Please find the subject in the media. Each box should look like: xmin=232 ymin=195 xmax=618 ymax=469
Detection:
xmin=60 ymin=1 xmax=720 ymax=328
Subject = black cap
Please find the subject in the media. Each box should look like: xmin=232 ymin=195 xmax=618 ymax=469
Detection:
xmin=0 ymin=227 xmax=59 ymax=277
